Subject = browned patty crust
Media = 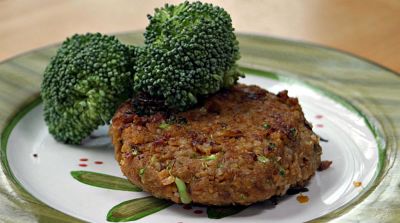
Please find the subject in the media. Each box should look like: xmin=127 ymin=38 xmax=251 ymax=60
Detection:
xmin=110 ymin=84 xmax=322 ymax=205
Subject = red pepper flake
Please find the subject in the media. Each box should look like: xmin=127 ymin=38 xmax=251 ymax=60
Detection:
xmin=296 ymin=194 xmax=309 ymax=204
xmin=315 ymin=115 xmax=323 ymax=119
xmin=124 ymin=152 xmax=132 ymax=159
xmin=153 ymin=137 xmax=166 ymax=147
xmin=79 ymin=164 xmax=87 ymax=167
xmin=316 ymin=124 xmax=324 ymax=128
xmin=94 ymin=161 xmax=103 ymax=165
xmin=193 ymin=210 xmax=203 ymax=214
xmin=80 ymin=158 xmax=88 ymax=161
xmin=182 ymin=204 xmax=192 ymax=210
xmin=353 ymin=181 xmax=362 ymax=187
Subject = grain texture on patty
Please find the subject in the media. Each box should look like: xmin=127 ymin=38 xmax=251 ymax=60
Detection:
xmin=110 ymin=84 xmax=322 ymax=205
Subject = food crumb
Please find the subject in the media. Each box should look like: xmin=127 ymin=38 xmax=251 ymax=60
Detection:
xmin=182 ymin=204 xmax=192 ymax=210
xmin=296 ymin=194 xmax=309 ymax=204
xmin=319 ymin=136 xmax=329 ymax=142
xmin=270 ymin=196 xmax=278 ymax=205
xmin=33 ymin=153 xmax=38 ymax=158
xmin=193 ymin=210 xmax=203 ymax=214
xmin=80 ymin=158 xmax=88 ymax=161
xmin=353 ymin=181 xmax=362 ymax=187
xmin=287 ymin=187 xmax=309 ymax=195
xmin=318 ymin=160 xmax=333 ymax=171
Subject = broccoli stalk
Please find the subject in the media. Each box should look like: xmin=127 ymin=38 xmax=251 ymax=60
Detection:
xmin=41 ymin=33 xmax=136 ymax=144
xmin=133 ymin=1 xmax=243 ymax=114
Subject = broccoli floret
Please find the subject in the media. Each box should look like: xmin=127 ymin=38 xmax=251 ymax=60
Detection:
xmin=41 ymin=33 xmax=136 ymax=144
xmin=134 ymin=1 xmax=243 ymax=113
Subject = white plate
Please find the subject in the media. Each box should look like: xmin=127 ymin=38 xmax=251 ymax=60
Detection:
xmin=6 ymin=73 xmax=379 ymax=223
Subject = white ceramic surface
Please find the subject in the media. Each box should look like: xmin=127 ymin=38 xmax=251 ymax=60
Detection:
xmin=6 ymin=74 xmax=379 ymax=223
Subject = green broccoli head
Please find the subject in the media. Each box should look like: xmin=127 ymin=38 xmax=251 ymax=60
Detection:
xmin=134 ymin=1 xmax=243 ymax=112
xmin=41 ymin=33 xmax=136 ymax=144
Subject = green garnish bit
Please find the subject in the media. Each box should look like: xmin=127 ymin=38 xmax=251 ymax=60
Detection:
xmin=257 ymin=155 xmax=270 ymax=164
xmin=159 ymin=122 xmax=170 ymax=129
xmin=263 ymin=123 xmax=270 ymax=129
xmin=217 ymin=163 xmax=224 ymax=168
xmin=240 ymin=194 xmax=247 ymax=199
xmin=132 ymin=150 xmax=139 ymax=156
xmin=166 ymin=162 xmax=174 ymax=175
xmin=175 ymin=177 xmax=192 ymax=204
xmin=202 ymin=154 xmax=217 ymax=161
xmin=279 ymin=167 xmax=286 ymax=177
xmin=139 ymin=168 xmax=145 ymax=177
xmin=268 ymin=143 xmax=276 ymax=150
xmin=289 ymin=128 xmax=297 ymax=138
xmin=166 ymin=161 xmax=174 ymax=170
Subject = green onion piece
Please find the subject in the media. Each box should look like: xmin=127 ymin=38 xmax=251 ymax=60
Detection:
xmin=279 ymin=167 xmax=286 ymax=176
xmin=139 ymin=168 xmax=145 ymax=177
xmin=159 ymin=122 xmax=170 ymax=129
xmin=257 ymin=155 xmax=270 ymax=163
xmin=289 ymin=128 xmax=297 ymax=138
xmin=263 ymin=123 xmax=270 ymax=129
xmin=175 ymin=177 xmax=192 ymax=204
xmin=268 ymin=143 xmax=276 ymax=150
xmin=166 ymin=162 xmax=173 ymax=175
xmin=202 ymin=154 xmax=217 ymax=161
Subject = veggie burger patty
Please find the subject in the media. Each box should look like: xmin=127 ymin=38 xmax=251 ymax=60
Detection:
xmin=110 ymin=84 xmax=322 ymax=205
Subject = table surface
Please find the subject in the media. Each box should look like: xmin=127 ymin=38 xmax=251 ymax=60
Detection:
xmin=1 ymin=0 xmax=399 ymax=73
